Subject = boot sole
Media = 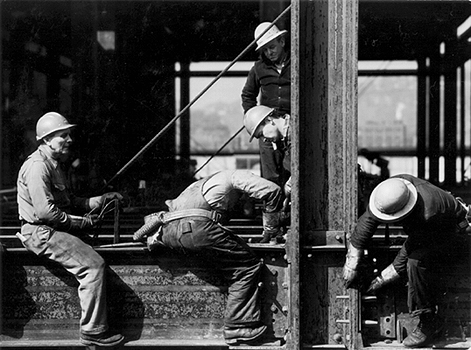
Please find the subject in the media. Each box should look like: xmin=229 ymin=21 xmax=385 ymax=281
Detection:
xmin=80 ymin=336 xmax=124 ymax=347
xmin=225 ymin=325 xmax=267 ymax=345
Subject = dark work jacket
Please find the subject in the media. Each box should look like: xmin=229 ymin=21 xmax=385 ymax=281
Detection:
xmin=351 ymin=174 xmax=468 ymax=274
xmin=241 ymin=55 xmax=291 ymax=115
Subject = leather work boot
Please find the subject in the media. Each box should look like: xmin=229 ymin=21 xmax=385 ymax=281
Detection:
xmin=403 ymin=314 xmax=443 ymax=348
xmin=224 ymin=325 xmax=267 ymax=345
xmin=80 ymin=331 xmax=124 ymax=347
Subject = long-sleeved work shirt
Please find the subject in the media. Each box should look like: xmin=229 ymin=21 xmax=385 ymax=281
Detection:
xmin=241 ymin=55 xmax=291 ymax=115
xmin=351 ymin=174 xmax=468 ymax=274
xmin=17 ymin=144 xmax=88 ymax=230
xmin=165 ymin=170 xmax=283 ymax=217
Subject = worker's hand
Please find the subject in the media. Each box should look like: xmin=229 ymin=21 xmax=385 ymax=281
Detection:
xmin=88 ymin=192 xmax=124 ymax=210
xmin=68 ymin=214 xmax=99 ymax=231
xmin=367 ymin=276 xmax=384 ymax=294
xmin=284 ymin=177 xmax=292 ymax=197
xmin=101 ymin=192 xmax=124 ymax=203
xmin=367 ymin=263 xmax=400 ymax=293
xmin=343 ymin=243 xmax=363 ymax=288
xmin=343 ymin=263 xmax=358 ymax=289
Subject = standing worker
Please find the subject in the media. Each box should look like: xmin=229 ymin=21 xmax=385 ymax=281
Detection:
xmin=343 ymin=174 xmax=470 ymax=348
xmin=16 ymin=112 xmax=124 ymax=347
xmin=241 ymin=22 xmax=291 ymax=187
xmin=133 ymin=170 xmax=286 ymax=344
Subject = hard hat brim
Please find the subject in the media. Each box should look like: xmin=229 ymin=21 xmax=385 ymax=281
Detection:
xmin=369 ymin=178 xmax=418 ymax=223
xmin=248 ymin=108 xmax=274 ymax=142
xmin=36 ymin=124 xmax=76 ymax=141
xmin=255 ymin=29 xmax=287 ymax=51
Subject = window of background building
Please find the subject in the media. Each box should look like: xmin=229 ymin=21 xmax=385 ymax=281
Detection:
xmin=175 ymin=61 xmax=259 ymax=178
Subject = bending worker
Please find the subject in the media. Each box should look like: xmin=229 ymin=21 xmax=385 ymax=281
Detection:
xmin=343 ymin=174 xmax=469 ymax=348
xmin=17 ymin=112 xmax=124 ymax=347
xmin=242 ymin=22 xmax=291 ymax=188
xmin=134 ymin=170 xmax=286 ymax=345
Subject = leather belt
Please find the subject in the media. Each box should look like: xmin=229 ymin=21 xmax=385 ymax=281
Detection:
xmin=161 ymin=209 xmax=221 ymax=224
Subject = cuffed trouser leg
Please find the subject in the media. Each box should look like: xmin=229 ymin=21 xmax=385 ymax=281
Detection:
xmin=41 ymin=230 xmax=108 ymax=334
xmin=407 ymin=248 xmax=435 ymax=316
xmin=162 ymin=218 xmax=263 ymax=328
xmin=259 ymin=138 xmax=285 ymax=187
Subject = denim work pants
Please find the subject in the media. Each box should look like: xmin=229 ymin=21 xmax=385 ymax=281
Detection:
xmin=258 ymin=138 xmax=287 ymax=187
xmin=21 ymin=224 xmax=108 ymax=335
xmin=161 ymin=217 xmax=263 ymax=328
xmin=406 ymin=233 xmax=468 ymax=317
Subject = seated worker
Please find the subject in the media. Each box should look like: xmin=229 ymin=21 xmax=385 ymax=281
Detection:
xmin=343 ymin=175 xmax=470 ymax=348
xmin=17 ymin=112 xmax=124 ymax=347
xmin=133 ymin=170 xmax=286 ymax=345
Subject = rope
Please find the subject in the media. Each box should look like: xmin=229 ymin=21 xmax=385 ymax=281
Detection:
xmin=104 ymin=5 xmax=291 ymax=188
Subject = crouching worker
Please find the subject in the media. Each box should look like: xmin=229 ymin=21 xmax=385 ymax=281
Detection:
xmin=343 ymin=174 xmax=470 ymax=348
xmin=17 ymin=112 xmax=124 ymax=347
xmin=134 ymin=170 xmax=285 ymax=345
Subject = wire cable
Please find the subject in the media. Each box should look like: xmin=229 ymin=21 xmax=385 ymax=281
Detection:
xmin=104 ymin=5 xmax=291 ymax=188
xmin=193 ymin=125 xmax=245 ymax=177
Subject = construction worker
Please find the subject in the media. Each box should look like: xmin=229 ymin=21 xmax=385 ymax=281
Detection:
xmin=242 ymin=22 xmax=291 ymax=188
xmin=343 ymin=174 xmax=470 ymax=348
xmin=244 ymin=104 xmax=291 ymax=219
xmin=133 ymin=170 xmax=286 ymax=345
xmin=16 ymin=112 xmax=124 ymax=347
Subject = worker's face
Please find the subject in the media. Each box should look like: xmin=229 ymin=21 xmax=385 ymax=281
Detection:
xmin=254 ymin=118 xmax=281 ymax=142
xmin=44 ymin=129 xmax=73 ymax=159
xmin=261 ymin=37 xmax=285 ymax=63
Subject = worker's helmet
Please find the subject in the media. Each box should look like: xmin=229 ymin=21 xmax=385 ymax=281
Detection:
xmin=244 ymin=105 xmax=275 ymax=142
xmin=36 ymin=112 xmax=76 ymax=141
xmin=369 ymin=178 xmax=418 ymax=223
xmin=254 ymin=22 xmax=287 ymax=51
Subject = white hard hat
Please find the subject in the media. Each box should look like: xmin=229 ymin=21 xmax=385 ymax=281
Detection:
xmin=36 ymin=112 xmax=76 ymax=141
xmin=369 ymin=178 xmax=418 ymax=223
xmin=254 ymin=22 xmax=287 ymax=51
xmin=243 ymin=105 xmax=275 ymax=142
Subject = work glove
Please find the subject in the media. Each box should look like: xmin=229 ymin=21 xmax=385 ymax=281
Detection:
xmin=68 ymin=214 xmax=99 ymax=231
xmin=284 ymin=176 xmax=292 ymax=197
xmin=343 ymin=242 xmax=363 ymax=288
xmin=88 ymin=192 xmax=124 ymax=210
xmin=367 ymin=263 xmax=400 ymax=294
xmin=260 ymin=211 xmax=284 ymax=244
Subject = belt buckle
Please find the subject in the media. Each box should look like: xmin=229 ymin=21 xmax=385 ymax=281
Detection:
xmin=211 ymin=211 xmax=221 ymax=223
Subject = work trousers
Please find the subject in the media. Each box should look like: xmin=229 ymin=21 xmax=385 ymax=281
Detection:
xmin=259 ymin=138 xmax=287 ymax=187
xmin=404 ymin=233 xmax=468 ymax=317
xmin=21 ymin=224 xmax=108 ymax=335
xmin=161 ymin=217 xmax=263 ymax=328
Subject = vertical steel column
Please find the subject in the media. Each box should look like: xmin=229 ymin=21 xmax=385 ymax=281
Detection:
xmin=429 ymin=46 xmax=441 ymax=184
xmin=180 ymin=62 xmax=191 ymax=165
xmin=443 ymin=31 xmax=458 ymax=187
xmin=417 ymin=58 xmax=427 ymax=179
xmin=460 ymin=63 xmax=466 ymax=183
xmin=291 ymin=0 xmax=358 ymax=348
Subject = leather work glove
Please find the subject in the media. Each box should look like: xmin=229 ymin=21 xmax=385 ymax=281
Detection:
xmin=367 ymin=263 xmax=400 ymax=294
xmin=343 ymin=242 xmax=363 ymax=288
xmin=284 ymin=176 xmax=292 ymax=197
xmin=261 ymin=211 xmax=283 ymax=244
xmin=88 ymin=192 xmax=124 ymax=210
xmin=68 ymin=214 xmax=100 ymax=231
